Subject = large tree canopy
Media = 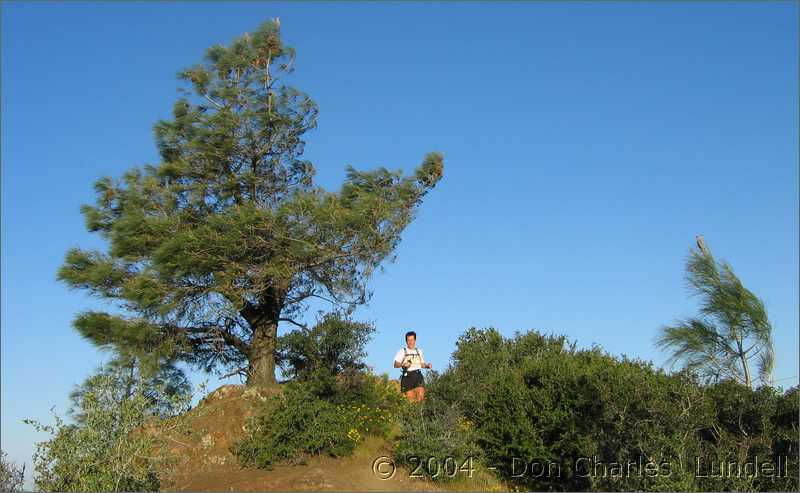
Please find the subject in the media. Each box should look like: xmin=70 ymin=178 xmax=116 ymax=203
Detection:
xmin=58 ymin=19 xmax=444 ymax=386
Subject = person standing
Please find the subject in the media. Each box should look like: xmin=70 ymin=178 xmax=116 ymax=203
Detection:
xmin=393 ymin=331 xmax=432 ymax=402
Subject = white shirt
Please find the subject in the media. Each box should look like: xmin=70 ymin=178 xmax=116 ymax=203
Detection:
xmin=394 ymin=347 xmax=425 ymax=372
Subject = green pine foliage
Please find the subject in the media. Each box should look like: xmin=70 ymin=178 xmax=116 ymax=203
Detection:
xmin=657 ymin=239 xmax=775 ymax=387
xmin=57 ymin=19 xmax=444 ymax=387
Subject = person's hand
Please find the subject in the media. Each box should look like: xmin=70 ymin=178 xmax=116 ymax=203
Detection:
xmin=426 ymin=363 xmax=433 ymax=369
xmin=402 ymin=361 xmax=411 ymax=369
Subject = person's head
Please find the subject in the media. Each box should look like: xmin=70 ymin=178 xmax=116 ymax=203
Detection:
xmin=405 ymin=331 xmax=417 ymax=349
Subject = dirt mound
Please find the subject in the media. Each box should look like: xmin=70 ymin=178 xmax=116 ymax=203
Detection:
xmin=152 ymin=383 xmax=444 ymax=492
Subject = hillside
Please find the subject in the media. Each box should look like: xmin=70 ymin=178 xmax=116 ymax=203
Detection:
xmin=150 ymin=384 xmax=462 ymax=492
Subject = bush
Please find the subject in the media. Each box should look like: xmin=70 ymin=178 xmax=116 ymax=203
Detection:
xmin=394 ymin=371 xmax=482 ymax=482
xmin=232 ymin=383 xmax=356 ymax=469
xmin=233 ymin=372 xmax=405 ymax=469
xmin=433 ymin=327 xmax=570 ymax=423
xmin=236 ymin=310 xmax=406 ymax=470
xmin=24 ymin=362 xmax=198 ymax=492
xmin=494 ymin=346 xmax=703 ymax=491
xmin=696 ymin=381 xmax=799 ymax=492
xmin=277 ymin=313 xmax=375 ymax=398
xmin=0 ymin=450 xmax=25 ymax=492
xmin=334 ymin=371 xmax=407 ymax=437
xmin=417 ymin=327 xmax=799 ymax=492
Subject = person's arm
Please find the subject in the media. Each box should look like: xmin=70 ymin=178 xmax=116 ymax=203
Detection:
xmin=393 ymin=350 xmax=410 ymax=369
xmin=420 ymin=349 xmax=432 ymax=369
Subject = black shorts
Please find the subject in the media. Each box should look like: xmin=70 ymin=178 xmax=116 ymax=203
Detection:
xmin=400 ymin=370 xmax=424 ymax=392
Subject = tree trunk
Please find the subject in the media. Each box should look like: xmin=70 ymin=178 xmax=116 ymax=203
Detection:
xmin=736 ymin=339 xmax=752 ymax=388
xmin=247 ymin=320 xmax=278 ymax=387
xmin=740 ymin=350 xmax=752 ymax=388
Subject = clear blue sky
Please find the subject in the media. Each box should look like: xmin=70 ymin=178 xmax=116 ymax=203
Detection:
xmin=2 ymin=1 xmax=798 ymax=482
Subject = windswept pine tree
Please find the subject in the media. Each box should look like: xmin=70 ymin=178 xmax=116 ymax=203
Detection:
xmin=657 ymin=237 xmax=774 ymax=388
xmin=58 ymin=19 xmax=444 ymax=387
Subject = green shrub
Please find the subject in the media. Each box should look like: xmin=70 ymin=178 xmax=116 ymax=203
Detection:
xmin=435 ymin=327 xmax=570 ymax=423
xmin=771 ymin=386 xmax=800 ymax=491
xmin=696 ymin=382 xmax=799 ymax=492
xmin=277 ymin=313 xmax=375 ymax=399
xmin=234 ymin=372 xmax=405 ymax=469
xmin=236 ymin=309 xmax=407 ymax=471
xmin=394 ymin=372 xmax=481 ymax=482
xmin=423 ymin=327 xmax=799 ymax=492
xmin=0 ymin=450 xmax=25 ymax=492
xmin=23 ymin=361 xmax=198 ymax=492
xmin=233 ymin=383 xmax=356 ymax=469
xmin=335 ymin=371 xmax=407 ymax=437
xmin=502 ymin=348 xmax=703 ymax=491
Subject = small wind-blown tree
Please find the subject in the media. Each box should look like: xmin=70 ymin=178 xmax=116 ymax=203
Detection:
xmin=57 ymin=19 xmax=444 ymax=387
xmin=24 ymin=362 xmax=200 ymax=492
xmin=68 ymin=354 xmax=191 ymax=425
xmin=657 ymin=237 xmax=774 ymax=387
xmin=0 ymin=451 xmax=25 ymax=492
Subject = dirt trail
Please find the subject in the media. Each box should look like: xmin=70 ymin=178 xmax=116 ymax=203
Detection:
xmin=166 ymin=436 xmax=441 ymax=492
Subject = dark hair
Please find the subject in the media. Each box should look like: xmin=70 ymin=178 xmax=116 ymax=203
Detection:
xmin=405 ymin=331 xmax=417 ymax=341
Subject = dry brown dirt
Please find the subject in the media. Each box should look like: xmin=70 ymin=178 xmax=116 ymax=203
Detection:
xmin=150 ymin=383 xmax=448 ymax=492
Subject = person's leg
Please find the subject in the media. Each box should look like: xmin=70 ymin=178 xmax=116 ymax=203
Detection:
xmin=416 ymin=386 xmax=426 ymax=402
xmin=401 ymin=374 xmax=413 ymax=401
xmin=409 ymin=373 xmax=422 ymax=403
